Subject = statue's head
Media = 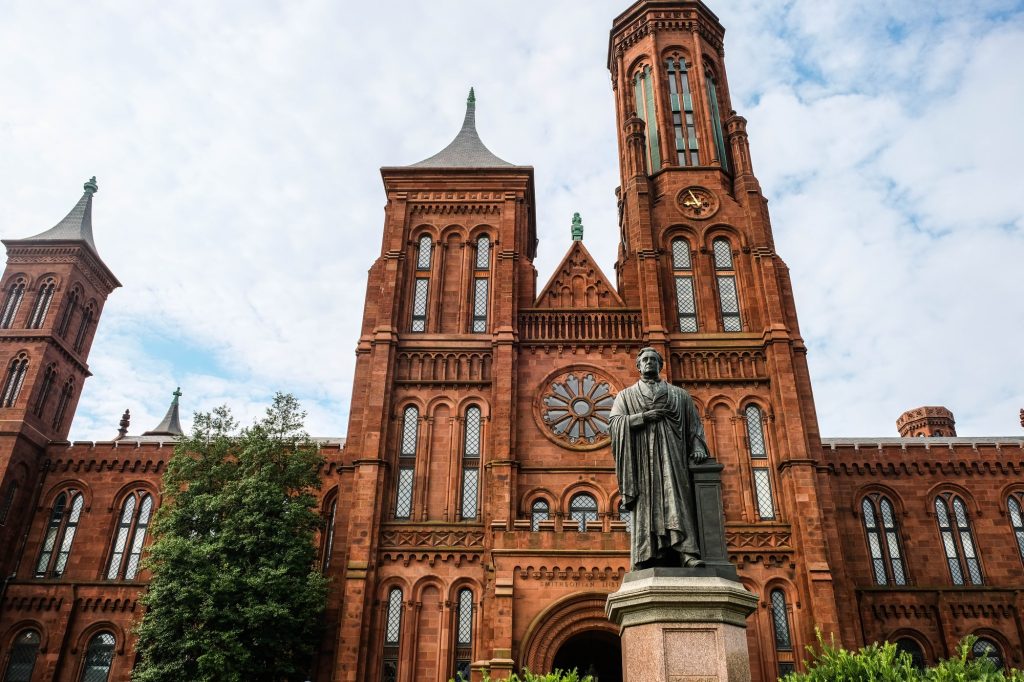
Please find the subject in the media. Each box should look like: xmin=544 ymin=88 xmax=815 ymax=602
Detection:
xmin=635 ymin=347 xmax=664 ymax=378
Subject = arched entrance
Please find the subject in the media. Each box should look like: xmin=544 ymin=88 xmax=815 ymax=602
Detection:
xmin=520 ymin=592 xmax=621 ymax=680
xmin=552 ymin=629 xmax=622 ymax=682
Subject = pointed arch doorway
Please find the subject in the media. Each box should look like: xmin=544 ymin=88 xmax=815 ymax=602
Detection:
xmin=520 ymin=592 xmax=622 ymax=682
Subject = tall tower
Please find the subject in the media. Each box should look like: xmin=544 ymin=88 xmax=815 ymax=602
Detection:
xmin=608 ymin=2 xmax=843 ymax=675
xmin=0 ymin=177 xmax=120 ymax=577
xmin=335 ymin=90 xmax=536 ymax=682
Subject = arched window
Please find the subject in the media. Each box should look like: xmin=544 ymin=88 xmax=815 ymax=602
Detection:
xmin=0 ymin=277 xmax=26 ymax=329
xmin=460 ymin=406 xmax=482 ymax=520
xmin=569 ymin=493 xmax=598 ymax=532
xmin=394 ymin=406 xmax=419 ymax=519
xmin=35 ymin=488 xmax=84 ymax=578
xmin=1007 ymin=492 xmax=1024 ymax=565
xmin=475 ymin=235 xmax=490 ymax=270
xmin=704 ymin=70 xmax=729 ymax=172
xmin=3 ymin=629 xmax=41 ymax=682
xmin=73 ymin=304 xmax=95 ymax=353
xmin=935 ymin=493 xmax=983 ymax=585
xmin=321 ymin=494 xmax=338 ymax=572
xmin=894 ymin=638 xmax=926 ymax=670
xmin=453 ymin=588 xmax=474 ymax=681
xmin=382 ymin=587 xmax=403 ymax=682
xmin=745 ymin=405 xmax=775 ymax=520
xmin=770 ymin=589 xmax=795 ymax=675
xmin=861 ymin=494 xmax=907 ymax=586
xmin=531 ymin=499 xmax=549 ymax=532
xmin=972 ymin=637 xmax=1004 ymax=670
xmin=416 ymin=234 xmax=433 ymax=270
xmin=619 ymin=500 xmax=632 ymax=534
xmin=1 ymin=353 xmax=29 ymax=408
xmin=665 ymin=56 xmax=699 ymax=165
xmin=106 ymin=491 xmax=154 ymax=580
xmin=632 ymin=64 xmax=661 ymax=173
xmin=27 ymin=277 xmax=56 ymax=329
xmin=79 ymin=631 xmax=115 ymax=682
xmin=33 ymin=363 xmax=57 ymax=418
xmin=713 ymin=238 xmax=741 ymax=331
xmin=0 ymin=480 xmax=19 ymax=525
xmin=57 ymin=285 xmax=80 ymax=338
xmin=52 ymin=378 xmax=75 ymax=431
xmin=671 ymin=238 xmax=698 ymax=332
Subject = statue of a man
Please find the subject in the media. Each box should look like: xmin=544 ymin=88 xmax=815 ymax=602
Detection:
xmin=610 ymin=347 xmax=709 ymax=570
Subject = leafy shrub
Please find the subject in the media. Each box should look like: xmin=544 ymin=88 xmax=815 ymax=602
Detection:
xmin=458 ymin=669 xmax=594 ymax=682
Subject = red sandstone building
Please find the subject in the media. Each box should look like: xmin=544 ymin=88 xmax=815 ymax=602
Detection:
xmin=1 ymin=2 xmax=1022 ymax=681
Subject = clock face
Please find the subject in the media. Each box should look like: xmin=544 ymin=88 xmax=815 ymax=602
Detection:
xmin=677 ymin=187 xmax=719 ymax=219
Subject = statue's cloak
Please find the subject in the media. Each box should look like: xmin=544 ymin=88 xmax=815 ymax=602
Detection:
xmin=609 ymin=380 xmax=709 ymax=566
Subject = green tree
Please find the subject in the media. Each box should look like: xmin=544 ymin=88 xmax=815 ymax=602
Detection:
xmin=132 ymin=393 xmax=328 ymax=682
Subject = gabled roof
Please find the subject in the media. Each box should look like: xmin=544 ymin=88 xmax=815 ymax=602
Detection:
xmin=535 ymin=227 xmax=626 ymax=309
xmin=21 ymin=177 xmax=99 ymax=250
xmin=407 ymin=88 xmax=517 ymax=169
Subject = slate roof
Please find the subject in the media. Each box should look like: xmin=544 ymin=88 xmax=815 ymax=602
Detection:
xmin=408 ymin=89 xmax=516 ymax=169
xmin=142 ymin=388 xmax=184 ymax=438
xmin=21 ymin=177 xmax=100 ymax=251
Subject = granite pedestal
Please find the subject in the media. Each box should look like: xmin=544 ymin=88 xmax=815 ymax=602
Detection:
xmin=605 ymin=569 xmax=758 ymax=682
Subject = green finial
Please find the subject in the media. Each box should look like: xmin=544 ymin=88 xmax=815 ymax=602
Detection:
xmin=172 ymin=387 xmax=182 ymax=404
xmin=83 ymin=176 xmax=98 ymax=195
xmin=571 ymin=212 xmax=584 ymax=241
xmin=467 ymin=87 xmax=476 ymax=105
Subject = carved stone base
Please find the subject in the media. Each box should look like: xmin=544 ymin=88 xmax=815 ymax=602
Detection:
xmin=606 ymin=573 xmax=758 ymax=682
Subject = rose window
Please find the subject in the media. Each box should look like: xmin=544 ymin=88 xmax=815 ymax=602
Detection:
xmin=542 ymin=372 xmax=615 ymax=445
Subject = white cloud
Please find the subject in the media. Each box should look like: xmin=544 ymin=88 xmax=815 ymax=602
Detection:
xmin=1 ymin=0 xmax=1021 ymax=440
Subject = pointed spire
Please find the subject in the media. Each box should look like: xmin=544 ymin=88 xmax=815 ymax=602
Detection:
xmin=142 ymin=387 xmax=184 ymax=438
xmin=571 ymin=212 xmax=584 ymax=241
xmin=20 ymin=177 xmax=99 ymax=250
xmin=407 ymin=88 xmax=516 ymax=168
xmin=115 ymin=408 xmax=130 ymax=441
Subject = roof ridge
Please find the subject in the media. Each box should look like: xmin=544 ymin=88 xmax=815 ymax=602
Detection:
xmin=407 ymin=88 xmax=516 ymax=168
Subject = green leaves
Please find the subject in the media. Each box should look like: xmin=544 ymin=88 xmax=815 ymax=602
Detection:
xmin=132 ymin=393 xmax=328 ymax=682
xmin=781 ymin=631 xmax=1023 ymax=682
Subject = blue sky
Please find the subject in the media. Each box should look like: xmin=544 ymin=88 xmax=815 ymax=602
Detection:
xmin=1 ymin=0 xmax=1022 ymax=439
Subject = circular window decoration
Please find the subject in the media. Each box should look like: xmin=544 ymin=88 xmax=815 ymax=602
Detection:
xmin=537 ymin=369 xmax=618 ymax=449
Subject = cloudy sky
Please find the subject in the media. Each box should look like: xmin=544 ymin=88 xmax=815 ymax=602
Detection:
xmin=1 ymin=0 xmax=1022 ymax=440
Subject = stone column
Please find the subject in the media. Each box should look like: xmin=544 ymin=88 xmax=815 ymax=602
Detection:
xmin=606 ymin=571 xmax=758 ymax=682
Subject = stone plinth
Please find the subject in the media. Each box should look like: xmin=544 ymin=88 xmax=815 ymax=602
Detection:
xmin=605 ymin=571 xmax=758 ymax=682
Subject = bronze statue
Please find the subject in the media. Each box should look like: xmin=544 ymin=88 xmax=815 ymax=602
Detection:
xmin=610 ymin=347 xmax=708 ymax=570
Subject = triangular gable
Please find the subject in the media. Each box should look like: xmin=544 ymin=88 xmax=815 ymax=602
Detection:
xmin=534 ymin=240 xmax=626 ymax=309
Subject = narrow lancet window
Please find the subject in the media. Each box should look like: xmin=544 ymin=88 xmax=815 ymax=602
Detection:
xmin=713 ymin=238 xmax=741 ymax=331
xmin=935 ymin=493 xmax=983 ymax=585
xmin=745 ymin=405 xmax=775 ymax=520
xmin=35 ymin=489 xmax=84 ymax=578
xmin=416 ymin=234 xmax=433 ymax=270
xmin=1 ymin=353 xmax=29 ymax=408
xmin=382 ymin=587 xmax=403 ymax=682
xmin=33 ymin=364 xmax=57 ymax=417
xmin=475 ymin=235 xmax=490 ymax=270
xmin=671 ymin=238 xmax=697 ymax=332
xmin=80 ymin=632 xmax=115 ymax=682
xmin=472 ymin=278 xmax=488 ymax=333
xmin=411 ymin=279 xmax=429 ymax=332
xmin=861 ymin=494 xmax=907 ymax=585
xmin=107 ymin=491 xmax=154 ymax=580
xmin=632 ymin=65 xmax=661 ymax=172
xmin=771 ymin=589 xmax=795 ymax=675
xmin=460 ymin=406 xmax=482 ymax=520
xmin=394 ymin=406 xmax=419 ymax=519
xmin=73 ymin=304 xmax=94 ymax=353
xmin=0 ymin=277 xmax=26 ymax=329
xmin=666 ymin=57 xmax=699 ymax=165
xmin=1008 ymin=492 xmax=1024 ymax=565
xmin=57 ymin=286 xmax=80 ymax=338
xmin=454 ymin=588 xmax=473 ymax=681
xmin=52 ymin=378 xmax=75 ymax=431
xmin=27 ymin=277 xmax=56 ymax=329
xmin=321 ymin=495 xmax=338 ymax=572
xmin=705 ymin=72 xmax=729 ymax=172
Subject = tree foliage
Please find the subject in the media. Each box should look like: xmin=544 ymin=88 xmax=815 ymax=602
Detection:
xmin=469 ymin=670 xmax=594 ymax=682
xmin=132 ymin=394 xmax=328 ymax=682
xmin=782 ymin=632 xmax=1023 ymax=682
